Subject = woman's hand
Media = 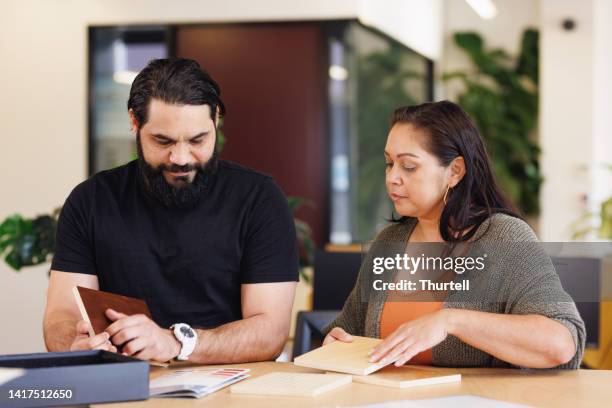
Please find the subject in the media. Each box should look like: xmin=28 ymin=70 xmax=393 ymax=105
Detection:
xmin=369 ymin=309 xmax=450 ymax=366
xmin=323 ymin=327 xmax=354 ymax=346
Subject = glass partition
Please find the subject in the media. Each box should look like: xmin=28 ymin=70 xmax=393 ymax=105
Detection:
xmin=89 ymin=26 xmax=169 ymax=174
xmin=328 ymin=22 xmax=432 ymax=244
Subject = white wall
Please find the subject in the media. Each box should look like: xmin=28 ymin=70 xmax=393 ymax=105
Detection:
xmin=540 ymin=0 xmax=612 ymax=240
xmin=592 ymin=0 xmax=612 ymax=217
xmin=0 ymin=0 xmax=444 ymax=354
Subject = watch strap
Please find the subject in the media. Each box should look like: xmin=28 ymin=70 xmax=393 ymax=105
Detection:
xmin=170 ymin=323 xmax=197 ymax=361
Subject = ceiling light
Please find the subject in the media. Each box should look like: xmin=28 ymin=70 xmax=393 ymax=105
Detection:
xmin=329 ymin=65 xmax=348 ymax=81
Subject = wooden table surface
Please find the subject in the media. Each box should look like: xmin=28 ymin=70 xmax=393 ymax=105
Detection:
xmin=99 ymin=361 xmax=612 ymax=408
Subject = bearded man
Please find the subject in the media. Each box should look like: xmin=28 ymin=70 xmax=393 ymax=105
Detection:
xmin=43 ymin=58 xmax=298 ymax=364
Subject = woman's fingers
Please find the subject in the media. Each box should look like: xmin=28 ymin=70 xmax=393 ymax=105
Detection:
xmin=378 ymin=338 xmax=415 ymax=365
xmin=394 ymin=343 xmax=422 ymax=366
xmin=333 ymin=327 xmax=353 ymax=342
xmin=323 ymin=327 xmax=353 ymax=345
xmin=370 ymin=329 xmax=407 ymax=362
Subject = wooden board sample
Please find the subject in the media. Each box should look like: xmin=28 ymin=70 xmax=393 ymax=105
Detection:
xmin=293 ymin=336 xmax=389 ymax=376
xmin=230 ymin=372 xmax=351 ymax=397
xmin=351 ymin=365 xmax=461 ymax=388
xmin=72 ymin=286 xmax=168 ymax=367
xmin=73 ymin=286 xmax=152 ymax=336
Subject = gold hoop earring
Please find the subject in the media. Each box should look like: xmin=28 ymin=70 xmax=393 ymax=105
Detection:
xmin=443 ymin=185 xmax=451 ymax=205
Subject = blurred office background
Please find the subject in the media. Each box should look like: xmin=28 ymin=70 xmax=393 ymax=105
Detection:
xmin=1 ymin=0 xmax=611 ymax=367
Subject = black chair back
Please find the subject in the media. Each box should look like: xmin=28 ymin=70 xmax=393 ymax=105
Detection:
xmin=312 ymin=249 xmax=362 ymax=310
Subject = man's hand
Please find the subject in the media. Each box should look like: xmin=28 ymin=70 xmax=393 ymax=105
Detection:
xmin=105 ymin=309 xmax=181 ymax=362
xmin=322 ymin=327 xmax=354 ymax=346
xmin=70 ymin=320 xmax=117 ymax=352
xmin=369 ymin=310 xmax=449 ymax=367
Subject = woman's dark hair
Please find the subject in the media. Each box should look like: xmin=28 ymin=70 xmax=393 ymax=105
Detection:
xmin=127 ymin=58 xmax=225 ymax=128
xmin=390 ymin=100 xmax=521 ymax=242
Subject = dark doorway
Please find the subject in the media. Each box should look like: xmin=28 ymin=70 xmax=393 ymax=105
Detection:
xmin=175 ymin=23 xmax=329 ymax=246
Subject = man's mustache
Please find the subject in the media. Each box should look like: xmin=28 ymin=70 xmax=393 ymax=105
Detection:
xmin=155 ymin=163 xmax=201 ymax=173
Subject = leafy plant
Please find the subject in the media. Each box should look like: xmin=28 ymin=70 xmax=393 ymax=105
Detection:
xmin=0 ymin=209 xmax=60 ymax=271
xmin=287 ymin=197 xmax=315 ymax=283
xmin=602 ymin=198 xmax=612 ymax=239
xmin=571 ymin=199 xmax=612 ymax=240
xmin=216 ymin=117 xmax=226 ymax=152
xmin=571 ymin=165 xmax=612 ymax=240
xmin=444 ymin=29 xmax=542 ymax=215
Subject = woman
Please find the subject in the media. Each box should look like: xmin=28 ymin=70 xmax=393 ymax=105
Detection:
xmin=324 ymin=101 xmax=585 ymax=369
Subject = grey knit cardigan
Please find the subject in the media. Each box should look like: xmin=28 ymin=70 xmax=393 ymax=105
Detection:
xmin=325 ymin=214 xmax=586 ymax=369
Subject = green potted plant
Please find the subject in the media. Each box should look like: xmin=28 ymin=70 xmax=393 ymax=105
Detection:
xmin=0 ymin=209 xmax=60 ymax=271
xmin=444 ymin=29 xmax=542 ymax=216
xmin=571 ymin=165 xmax=612 ymax=240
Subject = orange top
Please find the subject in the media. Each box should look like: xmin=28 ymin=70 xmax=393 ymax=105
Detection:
xmin=379 ymin=301 xmax=444 ymax=365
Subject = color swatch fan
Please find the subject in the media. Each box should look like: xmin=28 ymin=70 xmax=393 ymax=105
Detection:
xmin=151 ymin=368 xmax=250 ymax=398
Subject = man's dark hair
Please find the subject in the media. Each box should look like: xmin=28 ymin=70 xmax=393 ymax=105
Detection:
xmin=389 ymin=100 xmax=521 ymax=242
xmin=127 ymin=58 xmax=226 ymax=128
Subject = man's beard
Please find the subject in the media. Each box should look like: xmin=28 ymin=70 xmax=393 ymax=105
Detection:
xmin=136 ymin=135 xmax=218 ymax=209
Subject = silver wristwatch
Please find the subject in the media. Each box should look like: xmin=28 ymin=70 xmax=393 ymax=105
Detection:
xmin=170 ymin=323 xmax=197 ymax=361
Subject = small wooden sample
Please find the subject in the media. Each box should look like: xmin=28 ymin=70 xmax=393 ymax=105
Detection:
xmin=230 ymin=372 xmax=352 ymax=397
xmin=351 ymin=365 xmax=461 ymax=388
xmin=72 ymin=286 xmax=152 ymax=336
xmin=72 ymin=286 xmax=167 ymax=367
xmin=293 ymin=336 xmax=389 ymax=376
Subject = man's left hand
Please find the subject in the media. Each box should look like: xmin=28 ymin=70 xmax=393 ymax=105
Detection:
xmin=105 ymin=309 xmax=181 ymax=362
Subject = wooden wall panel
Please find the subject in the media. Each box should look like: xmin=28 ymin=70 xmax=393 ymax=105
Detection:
xmin=176 ymin=23 xmax=328 ymax=246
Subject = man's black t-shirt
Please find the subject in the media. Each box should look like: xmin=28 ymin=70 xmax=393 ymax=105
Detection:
xmin=51 ymin=160 xmax=298 ymax=329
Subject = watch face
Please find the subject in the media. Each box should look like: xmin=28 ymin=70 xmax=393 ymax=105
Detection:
xmin=180 ymin=326 xmax=195 ymax=338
